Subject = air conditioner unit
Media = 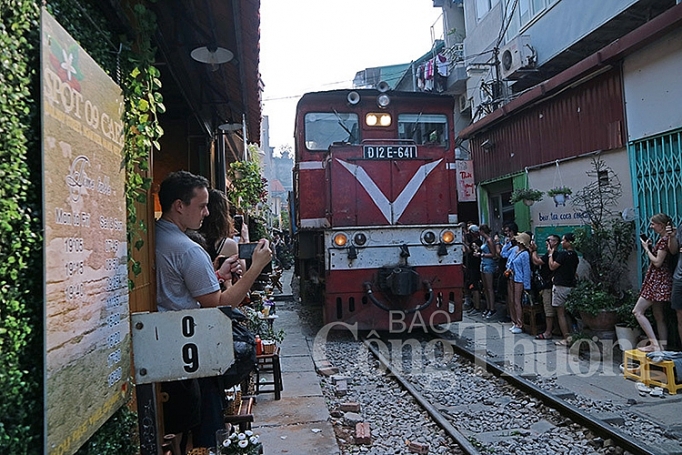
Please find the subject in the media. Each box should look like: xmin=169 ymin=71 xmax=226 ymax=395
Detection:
xmin=458 ymin=94 xmax=471 ymax=113
xmin=499 ymin=35 xmax=535 ymax=80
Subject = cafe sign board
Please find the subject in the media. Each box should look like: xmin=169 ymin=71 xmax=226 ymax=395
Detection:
xmin=41 ymin=9 xmax=130 ymax=455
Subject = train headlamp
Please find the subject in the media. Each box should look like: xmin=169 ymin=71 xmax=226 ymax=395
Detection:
xmin=333 ymin=233 xmax=348 ymax=247
xmin=353 ymin=232 xmax=367 ymax=246
xmin=422 ymin=231 xmax=437 ymax=244
xmin=377 ymin=93 xmax=391 ymax=108
xmin=365 ymin=113 xmax=391 ymax=127
xmin=441 ymin=230 xmax=455 ymax=244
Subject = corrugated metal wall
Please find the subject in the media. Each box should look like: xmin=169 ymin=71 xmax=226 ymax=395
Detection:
xmin=471 ymin=68 xmax=625 ymax=183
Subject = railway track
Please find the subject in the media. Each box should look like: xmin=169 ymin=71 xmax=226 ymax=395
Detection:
xmin=315 ymin=327 xmax=680 ymax=455
xmin=364 ymin=336 xmax=658 ymax=455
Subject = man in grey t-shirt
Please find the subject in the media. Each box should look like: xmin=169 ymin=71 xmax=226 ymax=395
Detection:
xmin=156 ymin=171 xmax=272 ymax=310
xmin=666 ymin=222 xmax=682 ymax=347
xmin=155 ymin=170 xmax=272 ymax=449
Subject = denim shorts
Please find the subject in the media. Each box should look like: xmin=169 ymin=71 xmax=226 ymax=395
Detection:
xmin=481 ymin=263 xmax=496 ymax=274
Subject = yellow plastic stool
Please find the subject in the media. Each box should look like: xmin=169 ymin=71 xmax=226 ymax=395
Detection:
xmin=623 ymin=349 xmax=647 ymax=383
xmin=623 ymin=349 xmax=682 ymax=394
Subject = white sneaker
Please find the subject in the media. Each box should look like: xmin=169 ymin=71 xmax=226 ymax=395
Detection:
xmin=510 ymin=326 xmax=523 ymax=334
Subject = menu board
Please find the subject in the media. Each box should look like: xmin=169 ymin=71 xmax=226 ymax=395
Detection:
xmin=41 ymin=9 xmax=130 ymax=455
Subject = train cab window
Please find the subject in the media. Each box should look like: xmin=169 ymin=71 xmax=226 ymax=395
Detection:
xmin=304 ymin=112 xmax=360 ymax=151
xmin=397 ymin=114 xmax=448 ymax=146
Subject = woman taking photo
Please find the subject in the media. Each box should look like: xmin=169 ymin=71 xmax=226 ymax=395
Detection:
xmin=633 ymin=213 xmax=673 ymax=352
xmin=507 ymin=232 xmax=532 ymax=334
xmin=473 ymin=224 xmax=498 ymax=318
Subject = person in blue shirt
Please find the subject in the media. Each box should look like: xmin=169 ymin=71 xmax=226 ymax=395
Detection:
xmin=508 ymin=232 xmax=532 ymax=334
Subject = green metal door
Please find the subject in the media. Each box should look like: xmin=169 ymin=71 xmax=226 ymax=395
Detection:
xmin=629 ymin=129 xmax=682 ymax=281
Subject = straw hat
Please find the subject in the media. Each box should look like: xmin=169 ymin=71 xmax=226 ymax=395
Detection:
xmin=514 ymin=233 xmax=531 ymax=249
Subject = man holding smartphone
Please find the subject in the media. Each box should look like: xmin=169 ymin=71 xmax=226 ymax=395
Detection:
xmin=155 ymin=170 xmax=272 ymax=450
xmin=667 ymin=222 xmax=682 ymax=348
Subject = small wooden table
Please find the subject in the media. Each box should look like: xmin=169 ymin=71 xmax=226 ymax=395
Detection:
xmin=255 ymin=346 xmax=283 ymax=400
xmin=224 ymin=396 xmax=255 ymax=432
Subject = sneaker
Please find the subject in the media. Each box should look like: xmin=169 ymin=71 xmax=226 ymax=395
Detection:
xmin=482 ymin=310 xmax=490 ymax=318
xmin=510 ymin=326 xmax=523 ymax=334
xmin=486 ymin=310 xmax=497 ymax=319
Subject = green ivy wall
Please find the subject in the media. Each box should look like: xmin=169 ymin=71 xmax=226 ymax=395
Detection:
xmin=0 ymin=1 xmax=160 ymax=453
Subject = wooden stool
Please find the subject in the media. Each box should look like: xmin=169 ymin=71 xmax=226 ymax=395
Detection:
xmin=270 ymin=269 xmax=283 ymax=292
xmin=256 ymin=347 xmax=283 ymax=400
xmin=224 ymin=396 xmax=255 ymax=432
xmin=522 ymin=304 xmax=545 ymax=336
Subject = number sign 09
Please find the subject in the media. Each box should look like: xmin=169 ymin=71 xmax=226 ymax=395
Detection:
xmin=181 ymin=315 xmax=199 ymax=373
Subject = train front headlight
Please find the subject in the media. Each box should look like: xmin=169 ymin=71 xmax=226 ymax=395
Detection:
xmin=422 ymin=231 xmax=437 ymax=244
xmin=353 ymin=232 xmax=367 ymax=246
xmin=333 ymin=233 xmax=348 ymax=247
xmin=365 ymin=113 xmax=391 ymax=127
xmin=441 ymin=230 xmax=455 ymax=244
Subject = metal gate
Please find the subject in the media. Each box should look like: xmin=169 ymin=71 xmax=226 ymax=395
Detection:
xmin=628 ymin=128 xmax=682 ymax=280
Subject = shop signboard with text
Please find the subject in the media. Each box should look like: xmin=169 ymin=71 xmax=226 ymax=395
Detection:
xmin=41 ymin=9 xmax=130 ymax=455
xmin=455 ymin=160 xmax=476 ymax=202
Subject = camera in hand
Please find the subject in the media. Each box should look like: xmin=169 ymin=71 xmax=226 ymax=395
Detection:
xmin=216 ymin=256 xmax=228 ymax=268
xmin=238 ymin=242 xmax=259 ymax=259
xmin=640 ymin=233 xmax=648 ymax=242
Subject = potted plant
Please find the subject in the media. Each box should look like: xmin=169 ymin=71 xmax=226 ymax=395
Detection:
xmin=614 ymin=290 xmax=642 ymax=351
xmin=547 ymin=186 xmax=572 ymax=206
xmin=565 ymin=280 xmax=619 ymax=333
xmin=215 ymin=428 xmax=262 ymax=454
xmin=509 ymin=188 xmax=543 ymax=206
xmin=244 ymin=306 xmax=285 ymax=346
xmin=571 ymin=158 xmax=635 ymax=293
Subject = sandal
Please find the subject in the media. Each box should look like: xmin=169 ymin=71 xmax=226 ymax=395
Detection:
xmin=535 ymin=333 xmax=552 ymax=340
xmin=637 ymin=344 xmax=661 ymax=353
xmin=554 ymin=339 xmax=570 ymax=347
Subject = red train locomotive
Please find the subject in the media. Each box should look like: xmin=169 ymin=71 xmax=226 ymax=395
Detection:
xmin=292 ymin=87 xmax=465 ymax=331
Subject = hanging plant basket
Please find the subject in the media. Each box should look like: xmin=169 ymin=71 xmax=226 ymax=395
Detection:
xmin=547 ymin=186 xmax=572 ymax=207
xmin=510 ymin=188 xmax=543 ymax=205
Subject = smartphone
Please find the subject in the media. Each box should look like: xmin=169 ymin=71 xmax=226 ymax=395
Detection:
xmin=640 ymin=233 xmax=648 ymax=242
xmin=216 ymin=256 xmax=228 ymax=268
xmin=233 ymin=215 xmax=243 ymax=233
xmin=238 ymin=242 xmax=259 ymax=259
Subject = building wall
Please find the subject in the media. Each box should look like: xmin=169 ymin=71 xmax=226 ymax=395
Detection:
xmin=471 ymin=68 xmax=625 ymax=183
xmin=526 ymin=149 xmax=638 ymax=286
xmin=515 ymin=0 xmax=637 ymax=64
xmin=623 ymin=25 xmax=682 ymax=141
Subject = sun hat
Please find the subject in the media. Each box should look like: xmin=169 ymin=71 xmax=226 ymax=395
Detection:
xmin=514 ymin=232 xmax=531 ymax=249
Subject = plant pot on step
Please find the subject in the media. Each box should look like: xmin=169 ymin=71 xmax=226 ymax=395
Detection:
xmin=579 ymin=309 xmax=618 ymax=332
xmin=615 ymin=323 xmax=642 ymax=351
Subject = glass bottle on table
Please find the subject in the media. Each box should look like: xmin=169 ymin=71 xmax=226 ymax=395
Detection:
xmin=255 ymin=334 xmax=262 ymax=355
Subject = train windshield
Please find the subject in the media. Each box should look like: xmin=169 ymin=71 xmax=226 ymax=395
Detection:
xmin=304 ymin=112 xmax=360 ymax=151
xmin=397 ymin=114 xmax=448 ymax=146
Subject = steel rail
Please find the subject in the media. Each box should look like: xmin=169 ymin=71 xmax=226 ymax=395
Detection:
xmin=445 ymin=335 xmax=663 ymax=455
xmin=363 ymin=339 xmax=482 ymax=455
